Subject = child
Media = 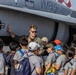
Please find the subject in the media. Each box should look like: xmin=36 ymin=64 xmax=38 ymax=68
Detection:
xmin=52 ymin=45 xmax=67 ymax=75
xmin=6 ymin=42 xmax=18 ymax=75
xmin=13 ymin=36 xmax=28 ymax=69
xmin=71 ymin=54 xmax=76 ymax=75
xmin=0 ymin=39 xmax=5 ymax=75
xmin=64 ymin=48 xmax=75 ymax=75
xmin=44 ymin=43 xmax=57 ymax=75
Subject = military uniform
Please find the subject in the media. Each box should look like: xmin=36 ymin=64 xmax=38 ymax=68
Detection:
xmin=13 ymin=35 xmax=41 ymax=43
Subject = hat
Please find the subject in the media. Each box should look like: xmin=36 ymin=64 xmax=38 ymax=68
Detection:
xmin=54 ymin=45 xmax=63 ymax=51
xmin=28 ymin=42 xmax=40 ymax=51
xmin=41 ymin=37 xmax=48 ymax=43
xmin=54 ymin=39 xmax=61 ymax=45
xmin=35 ymin=37 xmax=42 ymax=45
xmin=46 ymin=43 xmax=54 ymax=48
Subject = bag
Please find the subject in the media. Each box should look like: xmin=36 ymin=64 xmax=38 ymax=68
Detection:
xmin=6 ymin=53 xmax=15 ymax=75
xmin=15 ymin=57 xmax=31 ymax=75
xmin=46 ymin=73 xmax=54 ymax=75
xmin=6 ymin=54 xmax=12 ymax=75
xmin=47 ymin=67 xmax=55 ymax=73
xmin=18 ymin=49 xmax=24 ymax=56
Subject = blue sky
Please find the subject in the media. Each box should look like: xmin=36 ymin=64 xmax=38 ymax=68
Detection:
xmin=70 ymin=0 xmax=76 ymax=10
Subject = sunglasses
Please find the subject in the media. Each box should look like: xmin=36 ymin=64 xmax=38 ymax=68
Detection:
xmin=31 ymin=31 xmax=37 ymax=33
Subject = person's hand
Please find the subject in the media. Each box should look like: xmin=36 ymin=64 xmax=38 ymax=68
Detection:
xmin=7 ymin=24 xmax=13 ymax=33
xmin=44 ymin=72 xmax=46 ymax=75
xmin=52 ymin=63 xmax=55 ymax=68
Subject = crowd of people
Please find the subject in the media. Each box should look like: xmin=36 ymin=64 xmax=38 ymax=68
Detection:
xmin=0 ymin=24 xmax=76 ymax=75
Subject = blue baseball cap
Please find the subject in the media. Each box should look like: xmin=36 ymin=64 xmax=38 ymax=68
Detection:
xmin=54 ymin=45 xmax=63 ymax=51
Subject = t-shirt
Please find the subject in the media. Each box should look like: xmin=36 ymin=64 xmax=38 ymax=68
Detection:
xmin=64 ymin=59 xmax=76 ymax=75
xmin=13 ymin=49 xmax=28 ymax=61
xmin=55 ymin=54 xmax=67 ymax=75
xmin=72 ymin=62 xmax=76 ymax=70
xmin=45 ymin=52 xmax=56 ymax=66
xmin=38 ymin=56 xmax=43 ymax=67
xmin=0 ymin=53 xmax=5 ymax=74
xmin=28 ymin=52 xmax=41 ymax=75
xmin=6 ymin=53 xmax=15 ymax=75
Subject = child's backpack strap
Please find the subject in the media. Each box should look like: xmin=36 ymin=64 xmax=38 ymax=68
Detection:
xmin=18 ymin=49 xmax=24 ymax=56
xmin=1 ymin=53 xmax=7 ymax=63
xmin=69 ymin=61 xmax=73 ymax=66
xmin=15 ymin=54 xmax=35 ymax=75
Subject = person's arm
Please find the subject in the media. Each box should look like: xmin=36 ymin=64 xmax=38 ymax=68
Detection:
xmin=7 ymin=25 xmax=15 ymax=38
xmin=36 ymin=67 xmax=41 ymax=75
xmin=40 ymin=57 xmax=44 ymax=75
xmin=52 ymin=63 xmax=60 ymax=70
xmin=64 ymin=70 xmax=68 ymax=75
xmin=1 ymin=73 xmax=4 ymax=75
xmin=64 ymin=63 xmax=69 ymax=75
xmin=41 ymin=66 xmax=43 ymax=75
xmin=44 ymin=63 xmax=51 ymax=74
xmin=7 ymin=25 xmax=20 ymax=42
xmin=14 ymin=60 xmax=18 ymax=69
xmin=71 ymin=69 xmax=75 ymax=75
xmin=71 ymin=62 xmax=76 ymax=75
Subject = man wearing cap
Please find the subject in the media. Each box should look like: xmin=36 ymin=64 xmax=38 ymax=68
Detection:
xmin=44 ymin=43 xmax=56 ymax=75
xmin=52 ymin=45 xmax=67 ymax=75
xmin=28 ymin=42 xmax=42 ymax=75
xmin=39 ymin=37 xmax=48 ymax=56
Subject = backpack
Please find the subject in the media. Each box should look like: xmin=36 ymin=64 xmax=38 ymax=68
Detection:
xmin=15 ymin=57 xmax=31 ymax=75
xmin=6 ymin=53 xmax=15 ymax=75
xmin=18 ymin=49 xmax=24 ymax=56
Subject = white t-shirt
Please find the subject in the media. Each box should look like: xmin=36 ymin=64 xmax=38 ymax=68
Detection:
xmin=55 ymin=54 xmax=67 ymax=75
xmin=13 ymin=49 xmax=28 ymax=61
xmin=0 ymin=53 xmax=5 ymax=74
xmin=72 ymin=62 xmax=76 ymax=70
xmin=64 ymin=59 xmax=76 ymax=75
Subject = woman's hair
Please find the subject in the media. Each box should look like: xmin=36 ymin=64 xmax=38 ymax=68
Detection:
xmin=64 ymin=48 xmax=75 ymax=66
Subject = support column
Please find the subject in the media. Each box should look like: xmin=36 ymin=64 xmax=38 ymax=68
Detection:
xmin=56 ymin=22 xmax=69 ymax=43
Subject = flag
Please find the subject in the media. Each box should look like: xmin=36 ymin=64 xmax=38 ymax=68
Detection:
xmin=58 ymin=0 xmax=71 ymax=8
